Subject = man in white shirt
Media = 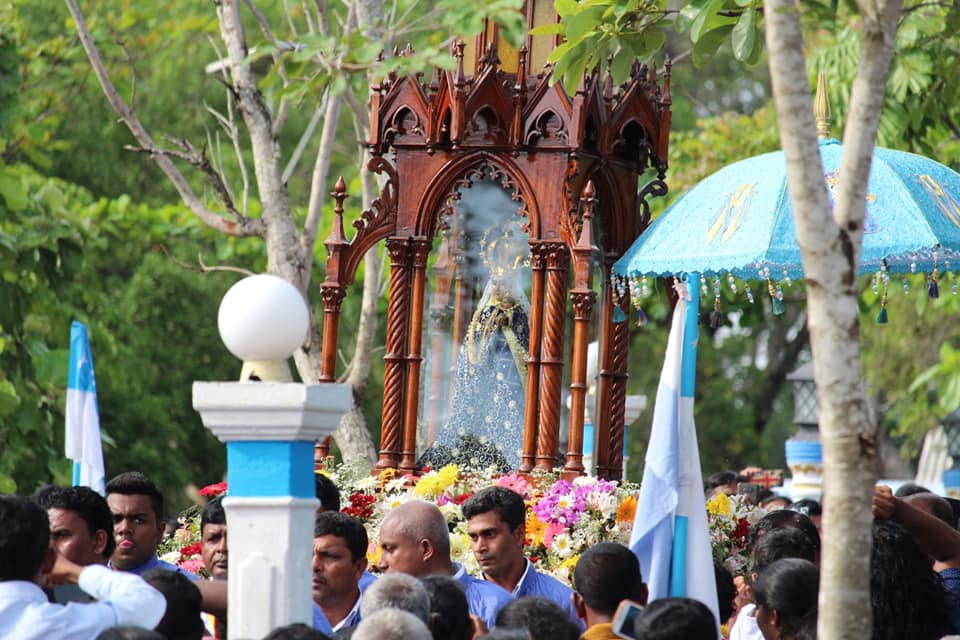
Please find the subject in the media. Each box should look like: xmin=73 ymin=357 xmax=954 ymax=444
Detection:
xmin=0 ymin=494 xmax=166 ymax=639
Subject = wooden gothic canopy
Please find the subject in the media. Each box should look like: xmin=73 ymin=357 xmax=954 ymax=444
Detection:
xmin=319 ymin=29 xmax=672 ymax=480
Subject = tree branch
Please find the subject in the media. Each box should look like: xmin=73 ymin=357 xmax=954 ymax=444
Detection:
xmin=216 ymin=0 xmax=305 ymax=285
xmin=125 ymin=135 xmax=243 ymax=223
xmin=64 ymin=0 xmax=264 ymax=238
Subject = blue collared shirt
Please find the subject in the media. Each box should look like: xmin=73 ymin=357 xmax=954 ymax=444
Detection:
xmin=452 ymin=562 xmax=514 ymax=630
xmin=511 ymin=559 xmax=582 ymax=628
xmin=108 ymin=555 xmax=200 ymax=582
xmin=331 ymin=592 xmax=364 ymax=631
xmin=312 ymin=603 xmax=333 ymax=634
xmin=359 ymin=569 xmax=377 ymax=592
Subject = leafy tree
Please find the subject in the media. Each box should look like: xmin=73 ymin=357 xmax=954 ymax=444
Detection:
xmin=64 ymin=0 xmax=526 ymax=467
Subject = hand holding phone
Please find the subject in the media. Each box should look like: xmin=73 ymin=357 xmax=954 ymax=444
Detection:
xmin=611 ymin=599 xmax=644 ymax=640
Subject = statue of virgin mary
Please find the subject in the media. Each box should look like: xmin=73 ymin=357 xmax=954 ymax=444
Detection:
xmin=419 ymin=230 xmax=530 ymax=471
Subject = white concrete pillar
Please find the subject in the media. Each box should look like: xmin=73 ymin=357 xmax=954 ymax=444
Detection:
xmin=193 ymin=382 xmax=351 ymax=639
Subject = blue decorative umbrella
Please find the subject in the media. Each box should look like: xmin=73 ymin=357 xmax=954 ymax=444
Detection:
xmin=614 ymin=137 xmax=960 ymax=288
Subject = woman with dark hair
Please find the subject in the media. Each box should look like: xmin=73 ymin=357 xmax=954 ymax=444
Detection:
xmin=870 ymin=520 xmax=954 ymax=640
xmin=752 ymin=558 xmax=818 ymax=640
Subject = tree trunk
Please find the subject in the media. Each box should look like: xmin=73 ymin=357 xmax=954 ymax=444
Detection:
xmin=763 ymin=0 xmax=900 ymax=637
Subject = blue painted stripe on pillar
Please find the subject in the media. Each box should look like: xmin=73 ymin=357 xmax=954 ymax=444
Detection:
xmin=226 ymin=441 xmax=316 ymax=498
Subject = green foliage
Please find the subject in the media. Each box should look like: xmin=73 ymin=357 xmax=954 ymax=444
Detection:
xmin=0 ymin=158 xmax=262 ymax=502
xmin=806 ymin=1 xmax=960 ymax=159
xmin=0 ymin=163 xmax=89 ymax=493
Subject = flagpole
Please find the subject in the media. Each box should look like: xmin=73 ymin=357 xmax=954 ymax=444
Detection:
xmin=669 ymin=275 xmax=699 ymax=596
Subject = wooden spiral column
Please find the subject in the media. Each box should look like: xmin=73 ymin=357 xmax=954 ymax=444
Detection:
xmin=564 ymin=182 xmax=598 ymax=477
xmin=399 ymin=238 xmax=432 ymax=472
xmin=535 ymin=242 xmax=569 ymax=471
xmin=604 ymin=299 xmax=631 ymax=481
xmin=520 ymin=243 xmax=548 ymax=472
xmin=375 ymin=237 xmax=411 ymax=472
xmin=593 ymin=259 xmax=618 ymax=477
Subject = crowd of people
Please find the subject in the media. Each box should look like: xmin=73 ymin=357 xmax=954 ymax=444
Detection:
xmin=5 ymin=468 xmax=960 ymax=640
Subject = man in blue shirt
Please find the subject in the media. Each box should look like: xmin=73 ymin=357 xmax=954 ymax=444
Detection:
xmin=462 ymin=486 xmax=580 ymax=626
xmin=378 ymin=499 xmax=513 ymax=630
xmin=105 ymin=471 xmax=197 ymax=580
xmin=313 ymin=511 xmax=368 ymax=632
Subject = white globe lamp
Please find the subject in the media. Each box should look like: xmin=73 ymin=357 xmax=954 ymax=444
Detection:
xmin=217 ymin=274 xmax=309 ymax=381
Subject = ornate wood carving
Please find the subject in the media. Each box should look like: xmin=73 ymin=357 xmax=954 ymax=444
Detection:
xmin=344 ymin=10 xmax=674 ymax=475
xmin=319 ymin=285 xmax=346 ymax=382
xmin=536 ymin=243 xmax=569 ymax=471
xmin=400 ymin=238 xmax=432 ymax=472
xmin=375 ymin=237 xmax=411 ymax=472
xmin=564 ymin=183 xmax=598 ymax=477
xmin=521 ymin=242 xmax=548 ymax=472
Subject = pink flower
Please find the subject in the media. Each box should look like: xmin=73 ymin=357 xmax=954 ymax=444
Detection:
xmin=543 ymin=521 xmax=567 ymax=548
xmin=180 ymin=557 xmax=205 ymax=575
xmin=497 ymin=474 xmax=533 ymax=499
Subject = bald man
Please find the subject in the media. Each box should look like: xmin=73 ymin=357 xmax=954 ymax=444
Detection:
xmin=378 ymin=500 xmax=513 ymax=630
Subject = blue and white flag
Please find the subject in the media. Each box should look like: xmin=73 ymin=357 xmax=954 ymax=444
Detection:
xmin=629 ymin=281 xmax=718 ymax=622
xmin=66 ymin=321 xmax=105 ymax=494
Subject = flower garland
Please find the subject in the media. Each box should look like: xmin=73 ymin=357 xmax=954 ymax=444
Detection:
xmin=327 ymin=462 xmax=639 ymax=585
xmin=157 ymin=466 xmax=763 ymax=591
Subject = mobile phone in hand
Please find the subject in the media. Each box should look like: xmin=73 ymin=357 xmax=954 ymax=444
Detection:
xmin=612 ymin=599 xmax=644 ymax=640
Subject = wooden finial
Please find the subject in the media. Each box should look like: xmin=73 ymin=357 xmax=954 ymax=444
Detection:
xmin=326 ymin=176 xmax=348 ymax=247
xmin=453 ymin=40 xmax=467 ymax=89
xmin=577 ymin=180 xmax=596 ymax=248
xmin=662 ymin=56 xmax=672 ymax=107
xmin=815 ymin=71 xmax=831 ymax=138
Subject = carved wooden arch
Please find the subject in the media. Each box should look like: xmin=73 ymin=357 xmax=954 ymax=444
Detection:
xmin=413 ymin=152 xmax=541 ymax=240
xmin=566 ymin=164 xmax=632 ymax=254
xmin=329 ymin=155 xmax=399 ymax=289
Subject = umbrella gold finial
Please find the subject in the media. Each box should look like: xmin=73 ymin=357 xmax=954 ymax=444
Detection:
xmin=815 ymin=71 xmax=831 ymax=138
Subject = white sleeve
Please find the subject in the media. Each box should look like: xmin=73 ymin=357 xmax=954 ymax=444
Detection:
xmin=77 ymin=565 xmax=167 ymax=629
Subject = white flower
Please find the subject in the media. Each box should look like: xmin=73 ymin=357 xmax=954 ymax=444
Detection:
xmin=551 ymin=533 xmax=575 ymax=559
xmin=353 ymin=476 xmax=379 ymax=491
xmin=160 ymin=550 xmax=181 ymax=566
xmin=439 ymin=502 xmax=462 ymax=524
xmin=385 ymin=476 xmax=408 ymax=492
xmin=449 ymin=532 xmax=473 ymax=565
xmin=381 ymin=492 xmax=409 ymax=514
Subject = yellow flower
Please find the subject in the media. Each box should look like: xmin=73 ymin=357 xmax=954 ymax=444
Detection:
xmin=559 ymin=554 xmax=580 ymax=572
xmin=707 ymin=492 xmax=733 ymax=517
xmin=616 ymin=495 xmax=638 ymax=524
xmin=526 ymin=512 xmax=547 ymax=546
xmin=414 ymin=464 xmax=460 ymax=498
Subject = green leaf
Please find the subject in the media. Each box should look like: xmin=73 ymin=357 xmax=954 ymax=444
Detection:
xmin=691 ymin=25 xmax=733 ymax=68
xmin=547 ymin=40 xmax=574 ymax=65
xmin=566 ymin=6 xmax=605 ymax=44
xmin=0 ymin=170 xmax=27 ymax=211
xmin=554 ymin=0 xmax=581 ymax=18
xmin=529 ymin=23 xmax=565 ymax=36
xmin=691 ymin=0 xmax=727 ymax=43
xmin=0 ymin=380 xmax=20 ymax=416
xmin=731 ymin=7 xmax=757 ymax=62
xmin=0 ymin=474 xmax=15 ymax=494
xmin=610 ymin=49 xmax=634 ymax=85
xmin=33 ymin=348 xmax=69 ymax=387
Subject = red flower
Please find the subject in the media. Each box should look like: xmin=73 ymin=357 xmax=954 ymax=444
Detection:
xmin=731 ymin=518 xmax=750 ymax=541
xmin=199 ymin=481 xmax=227 ymax=497
xmin=454 ymin=492 xmax=474 ymax=505
xmin=342 ymin=492 xmax=377 ymax=520
xmin=180 ymin=542 xmax=203 ymax=560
